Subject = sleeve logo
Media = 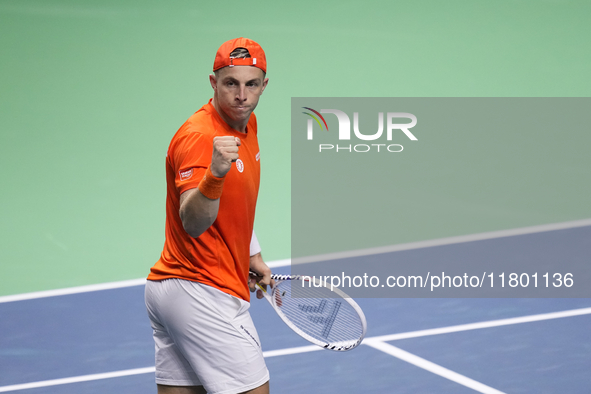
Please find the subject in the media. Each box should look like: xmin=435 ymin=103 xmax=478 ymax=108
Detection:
xmin=179 ymin=168 xmax=193 ymax=181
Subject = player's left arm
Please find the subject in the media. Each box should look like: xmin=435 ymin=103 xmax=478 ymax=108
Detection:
xmin=248 ymin=230 xmax=273 ymax=299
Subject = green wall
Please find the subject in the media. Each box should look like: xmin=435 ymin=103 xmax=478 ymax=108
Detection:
xmin=1 ymin=0 xmax=589 ymax=296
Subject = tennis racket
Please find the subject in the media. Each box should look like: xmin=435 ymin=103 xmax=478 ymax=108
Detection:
xmin=250 ymin=272 xmax=367 ymax=351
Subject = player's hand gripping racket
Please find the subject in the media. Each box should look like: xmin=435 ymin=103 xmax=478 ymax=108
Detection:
xmin=250 ymin=272 xmax=367 ymax=351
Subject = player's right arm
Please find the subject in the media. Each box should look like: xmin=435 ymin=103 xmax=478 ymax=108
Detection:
xmin=179 ymin=136 xmax=240 ymax=238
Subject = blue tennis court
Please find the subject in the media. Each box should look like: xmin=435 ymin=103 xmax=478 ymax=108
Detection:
xmin=2 ymin=223 xmax=590 ymax=393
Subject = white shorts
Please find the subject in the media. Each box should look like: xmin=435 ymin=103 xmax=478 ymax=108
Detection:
xmin=145 ymin=279 xmax=269 ymax=394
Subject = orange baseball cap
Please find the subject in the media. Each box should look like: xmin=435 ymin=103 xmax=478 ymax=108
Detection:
xmin=213 ymin=37 xmax=267 ymax=73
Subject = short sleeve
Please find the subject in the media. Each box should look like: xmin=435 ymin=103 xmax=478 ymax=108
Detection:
xmin=170 ymin=126 xmax=212 ymax=194
xmin=250 ymin=230 xmax=261 ymax=256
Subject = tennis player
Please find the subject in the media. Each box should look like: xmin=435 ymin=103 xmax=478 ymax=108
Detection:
xmin=145 ymin=37 xmax=272 ymax=394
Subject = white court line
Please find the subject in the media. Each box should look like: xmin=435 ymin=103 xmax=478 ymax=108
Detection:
xmin=0 ymin=260 xmax=291 ymax=304
xmin=0 ymin=367 xmax=155 ymax=393
xmin=0 ymin=348 xmax=317 ymax=393
xmin=263 ymin=344 xmax=321 ymax=358
xmin=267 ymin=258 xmax=291 ymax=269
xmin=2 ymin=217 xmax=590 ymax=303
xmin=364 ymin=340 xmax=505 ymax=394
xmin=368 ymin=306 xmax=591 ymax=342
xmin=0 ymin=279 xmax=147 ymax=304
xmin=292 ymin=217 xmax=591 ymax=265
xmin=2 ymin=306 xmax=589 ymax=392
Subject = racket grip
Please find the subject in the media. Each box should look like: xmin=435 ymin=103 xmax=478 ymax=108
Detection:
xmin=249 ymin=271 xmax=269 ymax=293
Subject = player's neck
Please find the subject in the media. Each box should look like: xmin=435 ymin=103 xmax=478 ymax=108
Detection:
xmin=211 ymin=98 xmax=248 ymax=133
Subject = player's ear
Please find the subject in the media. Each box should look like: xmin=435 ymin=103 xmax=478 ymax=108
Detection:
xmin=261 ymin=77 xmax=269 ymax=94
xmin=209 ymin=74 xmax=217 ymax=91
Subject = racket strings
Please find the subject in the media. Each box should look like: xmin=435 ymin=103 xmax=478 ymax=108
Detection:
xmin=273 ymin=280 xmax=364 ymax=345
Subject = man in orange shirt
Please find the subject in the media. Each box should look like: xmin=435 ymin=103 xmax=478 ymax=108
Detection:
xmin=145 ymin=38 xmax=273 ymax=394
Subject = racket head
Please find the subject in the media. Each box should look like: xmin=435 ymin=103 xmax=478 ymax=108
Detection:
xmin=266 ymin=276 xmax=367 ymax=351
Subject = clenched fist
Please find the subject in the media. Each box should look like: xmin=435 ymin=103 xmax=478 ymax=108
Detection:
xmin=211 ymin=136 xmax=241 ymax=178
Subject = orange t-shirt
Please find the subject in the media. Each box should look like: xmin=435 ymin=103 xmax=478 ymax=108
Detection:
xmin=148 ymin=99 xmax=261 ymax=302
